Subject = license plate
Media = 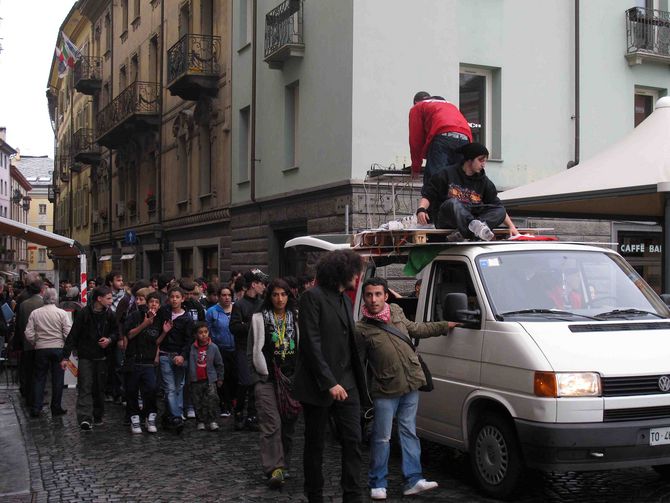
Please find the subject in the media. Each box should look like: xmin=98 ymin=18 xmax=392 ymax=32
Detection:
xmin=650 ymin=427 xmax=670 ymax=446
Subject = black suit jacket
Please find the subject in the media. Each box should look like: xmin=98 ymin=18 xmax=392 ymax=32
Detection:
xmin=293 ymin=286 xmax=368 ymax=407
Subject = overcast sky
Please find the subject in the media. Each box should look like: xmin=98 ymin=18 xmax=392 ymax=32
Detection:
xmin=0 ymin=0 xmax=76 ymax=157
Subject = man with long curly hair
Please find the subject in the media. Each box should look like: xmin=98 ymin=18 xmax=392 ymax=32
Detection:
xmin=293 ymin=250 xmax=367 ymax=503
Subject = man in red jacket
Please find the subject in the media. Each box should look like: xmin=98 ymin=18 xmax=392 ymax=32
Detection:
xmin=409 ymin=91 xmax=472 ymax=187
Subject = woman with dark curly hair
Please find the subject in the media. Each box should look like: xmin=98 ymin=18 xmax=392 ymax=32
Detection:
xmin=249 ymin=278 xmax=300 ymax=489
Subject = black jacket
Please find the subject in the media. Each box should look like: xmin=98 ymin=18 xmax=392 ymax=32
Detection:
xmin=230 ymin=294 xmax=263 ymax=351
xmin=422 ymin=164 xmax=502 ymax=222
xmin=292 ymin=286 xmax=368 ymax=407
xmin=183 ymin=299 xmax=206 ymax=323
xmin=63 ymin=305 xmax=119 ymax=360
xmin=124 ymin=308 xmax=160 ymax=364
xmin=156 ymin=306 xmax=194 ymax=357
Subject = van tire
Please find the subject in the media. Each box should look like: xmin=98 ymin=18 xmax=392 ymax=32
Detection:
xmin=469 ymin=412 xmax=524 ymax=500
xmin=652 ymin=464 xmax=670 ymax=477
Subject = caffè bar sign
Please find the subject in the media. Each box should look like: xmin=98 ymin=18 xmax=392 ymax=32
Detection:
xmin=618 ymin=231 xmax=662 ymax=257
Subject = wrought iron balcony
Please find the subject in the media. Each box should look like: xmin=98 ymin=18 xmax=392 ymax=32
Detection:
xmin=167 ymin=34 xmax=221 ymax=100
xmin=72 ymin=128 xmax=101 ymax=165
xmin=626 ymin=7 xmax=670 ymax=65
xmin=96 ymin=81 xmax=161 ymax=149
xmin=264 ymin=0 xmax=304 ymax=69
xmin=47 ymin=185 xmax=59 ymax=204
xmin=74 ymin=56 xmax=103 ymax=95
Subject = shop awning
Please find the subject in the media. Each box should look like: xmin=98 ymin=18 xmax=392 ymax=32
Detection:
xmin=98 ymin=255 xmax=112 ymax=262
xmin=0 ymin=216 xmax=83 ymax=259
xmin=121 ymin=254 xmax=135 ymax=260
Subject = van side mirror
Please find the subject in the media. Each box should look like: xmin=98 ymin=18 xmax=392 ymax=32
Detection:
xmin=443 ymin=292 xmax=481 ymax=326
xmin=661 ymin=294 xmax=670 ymax=307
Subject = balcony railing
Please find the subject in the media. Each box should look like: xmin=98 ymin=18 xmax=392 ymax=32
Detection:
xmin=96 ymin=81 xmax=160 ymax=148
xmin=264 ymin=0 xmax=304 ymax=69
xmin=74 ymin=56 xmax=103 ymax=95
xmin=167 ymin=34 xmax=222 ymax=100
xmin=626 ymin=7 xmax=670 ymax=64
xmin=72 ymin=128 xmax=101 ymax=165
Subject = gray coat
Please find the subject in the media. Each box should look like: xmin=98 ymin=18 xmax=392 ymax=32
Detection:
xmin=188 ymin=342 xmax=224 ymax=384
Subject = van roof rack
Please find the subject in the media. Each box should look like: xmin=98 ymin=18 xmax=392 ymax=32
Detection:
xmin=352 ymin=227 xmax=556 ymax=250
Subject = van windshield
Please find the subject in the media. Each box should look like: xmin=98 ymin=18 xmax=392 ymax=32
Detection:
xmin=477 ymin=250 xmax=670 ymax=321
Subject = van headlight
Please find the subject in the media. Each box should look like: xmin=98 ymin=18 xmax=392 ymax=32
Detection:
xmin=534 ymin=372 xmax=602 ymax=397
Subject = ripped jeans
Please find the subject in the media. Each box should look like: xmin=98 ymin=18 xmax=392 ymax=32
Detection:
xmin=368 ymin=390 xmax=422 ymax=490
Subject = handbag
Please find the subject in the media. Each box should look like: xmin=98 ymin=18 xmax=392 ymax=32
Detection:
xmin=365 ymin=318 xmax=434 ymax=392
xmin=273 ymin=364 xmax=302 ymax=419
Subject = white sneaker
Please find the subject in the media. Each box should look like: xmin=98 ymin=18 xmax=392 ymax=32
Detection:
xmin=208 ymin=421 xmax=219 ymax=431
xmin=468 ymin=220 xmax=494 ymax=241
xmin=370 ymin=487 xmax=387 ymax=500
xmin=403 ymin=479 xmax=438 ymax=496
xmin=146 ymin=413 xmax=157 ymax=433
xmin=186 ymin=408 xmax=196 ymax=419
xmin=197 ymin=422 xmax=206 ymax=431
xmin=130 ymin=415 xmax=142 ymax=434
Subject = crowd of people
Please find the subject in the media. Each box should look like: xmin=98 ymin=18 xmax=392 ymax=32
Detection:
xmin=0 ymin=248 xmax=461 ymax=502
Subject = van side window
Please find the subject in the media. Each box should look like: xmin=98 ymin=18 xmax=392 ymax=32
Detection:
xmin=431 ymin=261 xmax=478 ymax=321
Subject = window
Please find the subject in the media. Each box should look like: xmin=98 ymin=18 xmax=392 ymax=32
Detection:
xmin=104 ymin=12 xmax=112 ymax=54
xmin=285 ymin=82 xmax=300 ymax=169
xmin=201 ymin=0 xmax=213 ymax=36
xmin=199 ymin=123 xmax=212 ymax=195
xmin=179 ymin=2 xmax=191 ymax=39
xmin=459 ymin=65 xmax=501 ymax=158
xmin=201 ymin=247 xmax=218 ymax=282
xmin=121 ymin=0 xmax=129 ymax=35
xmin=38 ymin=249 xmax=46 ymax=263
xmin=179 ymin=248 xmax=194 ymax=278
xmin=133 ymin=0 xmax=140 ymax=20
xmin=39 ymin=204 xmax=47 ymax=215
xmin=238 ymin=106 xmax=250 ymax=181
xmin=38 ymin=225 xmax=46 ymax=231
xmin=238 ymin=0 xmax=252 ymax=47
xmin=430 ymin=260 xmax=480 ymax=324
xmin=177 ymin=136 xmax=189 ymax=202
xmin=149 ymin=36 xmax=159 ymax=83
xmin=130 ymin=54 xmax=139 ymax=83
xmin=634 ymin=87 xmax=659 ymax=127
xmin=120 ymin=65 xmax=127 ymax=90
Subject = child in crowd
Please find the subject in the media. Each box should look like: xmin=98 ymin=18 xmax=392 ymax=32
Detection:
xmin=157 ymin=287 xmax=194 ymax=431
xmin=188 ymin=321 xmax=224 ymax=431
xmin=123 ymin=289 xmax=161 ymax=434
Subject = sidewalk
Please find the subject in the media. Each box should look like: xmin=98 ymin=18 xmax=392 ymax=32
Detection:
xmin=0 ymin=388 xmax=32 ymax=502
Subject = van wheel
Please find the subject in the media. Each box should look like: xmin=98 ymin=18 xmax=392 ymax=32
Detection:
xmin=469 ymin=412 xmax=524 ymax=500
xmin=653 ymin=464 xmax=670 ymax=477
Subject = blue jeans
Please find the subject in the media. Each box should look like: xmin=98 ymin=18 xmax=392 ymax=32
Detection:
xmin=159 ymin=355 xmax=185 ymax=418
xmin=33 ymin=348 xmax=65 ymax=413
xmin=423 ymin=135 xmax=468 ymax=186
xmin=369 ymin=390 xmax=422 ymax=490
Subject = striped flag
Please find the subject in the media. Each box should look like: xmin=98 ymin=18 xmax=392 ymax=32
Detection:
xmin=55 ymin=31 xmax=80 ymax=78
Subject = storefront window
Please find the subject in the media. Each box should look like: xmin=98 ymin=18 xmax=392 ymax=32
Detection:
xmin=179 ymin=248 xmax=193 ymax=279
xmin=618 ymin=230 xmax=662 ymax=294
xmin=201 ymin=247 xmax=219 ymax=283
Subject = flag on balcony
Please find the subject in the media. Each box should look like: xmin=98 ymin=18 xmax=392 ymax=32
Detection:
xmin=54 ymin=32 xmax=80 ymax=78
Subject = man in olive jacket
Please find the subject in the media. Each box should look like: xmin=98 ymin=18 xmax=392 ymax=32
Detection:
xmin=357 ymin=277 xmax=458 ymax=501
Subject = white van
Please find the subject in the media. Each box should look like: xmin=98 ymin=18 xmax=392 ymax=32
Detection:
xmin=286 ymin=235 xmax=670 ymax=499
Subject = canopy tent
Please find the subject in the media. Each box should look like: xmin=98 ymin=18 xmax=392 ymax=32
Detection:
xmin=500 ymin=96 xmax=670 ymax=289
xmin=0 ymin=216 xmax=87 ymax=304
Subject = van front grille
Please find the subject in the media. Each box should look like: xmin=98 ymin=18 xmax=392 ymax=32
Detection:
xmin=602 ymin=375 xmax=670 ymax=397
xmin=603 ymin=406 xmax=670 ymax=422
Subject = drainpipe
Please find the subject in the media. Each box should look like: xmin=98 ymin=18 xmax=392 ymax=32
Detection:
xmin=250 ymin=0 xmax=258 ymax=202
xmin=568 ymin=0 xmax=580 ymax=169
xmin=158 ymin=0 xmax=165 ymax=271
xmin=108 ymin=4 xmax=115 ymax=250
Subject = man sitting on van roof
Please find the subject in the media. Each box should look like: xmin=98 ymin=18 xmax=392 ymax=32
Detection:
xmin=416 ymin=142 xmax=519 ymax=241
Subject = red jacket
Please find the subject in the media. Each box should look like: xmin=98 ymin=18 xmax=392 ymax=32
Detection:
xmin=408 ymin=99 xmax=472 ymax=173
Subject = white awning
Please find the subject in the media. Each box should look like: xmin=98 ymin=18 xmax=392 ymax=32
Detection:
xmin=121 ymin=254 xmax=136 ymax=260
xmin=0 ymin=216 xmax=82 ymax=259
xmin=98 ymin=255 xmax=112 ymax=262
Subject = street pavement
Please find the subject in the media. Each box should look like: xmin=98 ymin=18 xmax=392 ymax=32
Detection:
xmin=2 ymin=387 xmax=670 ymax=502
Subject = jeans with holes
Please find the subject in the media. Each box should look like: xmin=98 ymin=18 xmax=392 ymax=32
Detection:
xmin=368 ymin=390 xmax=422 ymax=490
xmin=159 ymin=354 xmax=185 ymax=418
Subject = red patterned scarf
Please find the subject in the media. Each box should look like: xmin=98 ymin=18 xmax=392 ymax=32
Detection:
xmin=362 ymin=302 xmax=391 ymax=323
